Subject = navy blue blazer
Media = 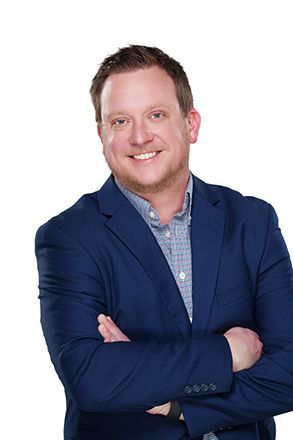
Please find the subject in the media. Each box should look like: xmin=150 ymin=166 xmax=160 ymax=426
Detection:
xmin=35 ymin=173 xmax=293 ymax=439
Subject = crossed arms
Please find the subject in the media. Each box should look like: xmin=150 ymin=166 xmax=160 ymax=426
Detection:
xmin=35 ymin=203 xmax=293 ymax=437
xmin=97 ymin=313 xmax=263 ymax=420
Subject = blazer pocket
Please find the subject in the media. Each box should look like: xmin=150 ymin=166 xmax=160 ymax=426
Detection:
xmin=216 ymin=279 xmax=253 ymax=306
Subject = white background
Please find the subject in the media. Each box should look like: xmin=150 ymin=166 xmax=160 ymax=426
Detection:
xmin=1 ymin=0 xmax=293 ymax=438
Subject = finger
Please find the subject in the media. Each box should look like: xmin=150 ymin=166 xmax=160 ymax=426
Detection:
xmin=98 ymin=315 xmax=117 ymax=334
xmin=103 ymin=316 xmax=124 ymax=338
xmin=99 ymin=324 xmax=114 ymax=341
xmin=101 ymin=316 xmax=118 ymax=333
xmin=98 ymin=324 xmax=108 ymax=338
xmin=98 ymin=315 xmax=119 ymax=334
xmin=146 ymin=407 xmax=158 ymax=414
xmin=98 ymin=324 xmax=116 ymax=343
xmin=100 ymin=320 xmax=124 ymax=342
xmin=99 ymin=315 xmax=131 ymax=342
xmin=97 ymin=314 xmax=108 ymax=324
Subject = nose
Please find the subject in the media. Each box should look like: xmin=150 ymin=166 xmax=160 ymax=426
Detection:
xmin=128 ymin=120 xmax=154 ymax=146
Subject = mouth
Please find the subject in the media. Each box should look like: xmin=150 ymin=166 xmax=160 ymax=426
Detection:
xmin=129 ymin=150 xmax=162 ymax=161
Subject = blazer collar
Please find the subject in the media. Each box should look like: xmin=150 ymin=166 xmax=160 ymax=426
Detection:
xmin=97 ymin=173 xmax=220 ymax=215
xmin=189 ymin=175 xmax=226 ymax=336
xmin=97 ymin=173 xmax=225 ymax=338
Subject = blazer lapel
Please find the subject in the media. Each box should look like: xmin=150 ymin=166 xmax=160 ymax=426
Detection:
xmin=191 ymin=175 xmax=226 ymax=336
xmin=97 ymin=175 xmax=191 ymax=338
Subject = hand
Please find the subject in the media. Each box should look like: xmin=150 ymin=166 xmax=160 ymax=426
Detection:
xmin=97 ymin=314 xmax=130 ymax=342
xmin=97 ymin=314 xmax=174 ymax=417
xmin=147 ymin=402 xmax=185 ymax=420
xmin=224 ymin=326 xmax=263 ymax=372
xmin=146 ymin=402 xmax=171 ymax=416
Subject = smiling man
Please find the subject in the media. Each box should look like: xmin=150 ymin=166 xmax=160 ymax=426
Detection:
xmin=35 ymin=45 xmax=293 ymax=439
xmin=98 ymin=65 xmax=197 ymax=203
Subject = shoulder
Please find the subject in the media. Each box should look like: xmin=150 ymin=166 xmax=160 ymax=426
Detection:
xmin=35 ymin=190 xmax=103 ymax=247
xmin=194 ymin=175 xmax=272 ymax=227
xmin=206 ymin=179 xmax=270 ymax=214
xmin=217 ymin=182 xmax=269 ymax=211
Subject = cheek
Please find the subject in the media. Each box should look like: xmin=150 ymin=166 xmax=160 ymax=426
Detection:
xmin=102 ymin=129 xmax=114 ymax=147
xmin=103 ymin=132 xmax=129 ymax=160
xmin=157 ymin=119 xmax=187 ymax=143
xmin=173 ymin=122 xmax=189 ymax=142
xmin=101 ymin=130 xmax=116 ymax=155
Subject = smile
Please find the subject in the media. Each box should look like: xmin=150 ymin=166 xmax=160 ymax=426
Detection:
xmin=131 ymin=151 xmax=160 ymax=160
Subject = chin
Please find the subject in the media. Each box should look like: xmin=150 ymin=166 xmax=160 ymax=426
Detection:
xmin=115 ymin=171 xmax=179 ymax=195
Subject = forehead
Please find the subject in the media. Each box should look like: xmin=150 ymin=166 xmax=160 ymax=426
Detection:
xmin=100 ymin=65 xmax=180 ymax=116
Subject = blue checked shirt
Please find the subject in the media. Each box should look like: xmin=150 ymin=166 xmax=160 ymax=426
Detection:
xmin=115 ymin=172 xmax=218 ymax=440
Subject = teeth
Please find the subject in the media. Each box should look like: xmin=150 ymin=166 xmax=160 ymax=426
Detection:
xmin=133 ymin=151 xmax=158 ymax=160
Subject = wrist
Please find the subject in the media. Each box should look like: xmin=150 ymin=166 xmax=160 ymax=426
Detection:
xmin=166 ymin=400 xmax=181 ymax=420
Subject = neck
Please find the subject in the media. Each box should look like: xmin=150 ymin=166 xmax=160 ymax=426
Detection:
xmin=135 ymin=171 xmax=190 ymax=225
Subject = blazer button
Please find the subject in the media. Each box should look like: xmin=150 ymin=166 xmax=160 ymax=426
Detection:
xmin=192 ymin=384 xmax=201 ymax=393
xmin=209 ymin=382 xmax=217 ymax=391
xmin=184 ymin=385 xmax=193 ymax=395
xmin=200 ymin=383 xmax=209 ymax=392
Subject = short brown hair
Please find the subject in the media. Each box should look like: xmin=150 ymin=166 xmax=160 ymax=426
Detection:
xmin=90 ymin=44 xmax=194 ymax=124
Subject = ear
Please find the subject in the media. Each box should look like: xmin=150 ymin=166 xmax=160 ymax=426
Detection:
xmin=187 ymin=108 xmax=201 ymax=143
xmin=97 ymin=124 xmax=102 ymax=140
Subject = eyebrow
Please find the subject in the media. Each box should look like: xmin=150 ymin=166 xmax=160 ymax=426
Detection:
xmin=106 ymin=103 xmax=169 ymax=119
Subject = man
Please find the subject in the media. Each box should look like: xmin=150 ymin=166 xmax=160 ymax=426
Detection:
xmin=35 ymin=45 xmax=293 ymax=439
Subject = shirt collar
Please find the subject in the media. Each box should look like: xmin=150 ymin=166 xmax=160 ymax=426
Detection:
xmin=114 ymin=172 xmax=193 ymax=227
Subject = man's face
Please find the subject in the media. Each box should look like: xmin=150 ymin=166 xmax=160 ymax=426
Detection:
xmin=98 ymin=65 xmax=200 ymax=194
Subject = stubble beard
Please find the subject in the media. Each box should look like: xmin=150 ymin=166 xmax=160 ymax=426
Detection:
xmin=104 ymin=140 xmax=190 ymax=195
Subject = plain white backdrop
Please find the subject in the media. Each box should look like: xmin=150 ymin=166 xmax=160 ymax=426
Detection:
xmin=1 ymin=0 xmax=292 ymax=438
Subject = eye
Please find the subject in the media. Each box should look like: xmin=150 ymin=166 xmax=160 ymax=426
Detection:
xmin=151 ymin=112 xmax=165 ymax=120
xmin=112 ymin=118 xmax=127 ymax=127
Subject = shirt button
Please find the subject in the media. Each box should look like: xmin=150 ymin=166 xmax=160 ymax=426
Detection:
xmin=184 ymin=385 xmax=193 ymax=395
xmin=149 ymin=211 xmax=155 ymax=219
xmin=165 ymin=230 xmax=170 ymax=238
xmin=179 ymin=271 xmax=186 ymax=280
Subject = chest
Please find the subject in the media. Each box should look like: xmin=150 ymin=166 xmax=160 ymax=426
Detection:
xmin=95 ymin=232 xmax=257 ymax=339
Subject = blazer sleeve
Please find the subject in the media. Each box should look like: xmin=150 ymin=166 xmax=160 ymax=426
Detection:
xmin=35 ymin=219 xmax=233 ymax=413
xmin=180 ymin=203 xmax=293 ymax=438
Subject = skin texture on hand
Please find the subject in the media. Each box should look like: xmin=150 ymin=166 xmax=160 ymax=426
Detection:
xmin=97 ymin=314 xmax=172 ymax=417
xmin=223 ymin=327 xmax=263 ymax=372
